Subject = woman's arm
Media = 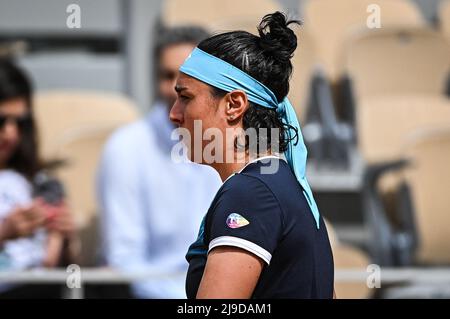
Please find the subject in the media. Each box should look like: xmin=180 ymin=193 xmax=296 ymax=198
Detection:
xmin=196 ymin=246 xmax=264 ymax=299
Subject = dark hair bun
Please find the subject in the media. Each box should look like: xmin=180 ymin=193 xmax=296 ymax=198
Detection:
xmin=257 ymin=11 xmax=300 ymax=63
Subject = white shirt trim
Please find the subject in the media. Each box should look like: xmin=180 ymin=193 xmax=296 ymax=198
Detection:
xmin=208 ymin=236 xmax=272 ymax=265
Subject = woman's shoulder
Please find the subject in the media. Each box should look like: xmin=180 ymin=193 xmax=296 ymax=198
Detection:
xmin=0 ymin=169 xmax=30 ymax=188
xmin=0 ymin=169 xmax=32 ymax=215
xmin=223 ymin=158 xmax=309 ymax=214
xmin=214 ymin=158 xmax=295 ymax=210
xmin=220 ymin=169 xmax=278 ymax=204
xmin=233 ymin=157 xmax=291 ymax=187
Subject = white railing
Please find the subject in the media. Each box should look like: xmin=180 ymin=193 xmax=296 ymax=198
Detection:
xmin=2 ymin=268 xmax=450 ymax=298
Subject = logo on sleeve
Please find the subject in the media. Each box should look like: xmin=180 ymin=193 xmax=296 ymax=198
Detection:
xmin=226 ymin=213 xmax=249 ymax=229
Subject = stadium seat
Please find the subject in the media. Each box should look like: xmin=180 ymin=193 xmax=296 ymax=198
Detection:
xmin=344 ymin=27 xmax=450 ymax=103
xmin=357 ymin=95 xmax=450 ymax=164
xmin=357 ymin=95 xmax=450 ymax=265
xmin=344 ymin=26 xmax=450 ymax=249
xmin=162 ymin=0 xmax=281 ymax=30
xmin=403 ymin=126 xmax=450 ymax=264
xmin=33 ymin=91 xmax=139 ymax=160
xmin=303 ymin=0 xmax=425 ymax=82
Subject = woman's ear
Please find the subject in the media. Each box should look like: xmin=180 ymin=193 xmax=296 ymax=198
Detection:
xmin=225 ymin=90 xmax=248 ymax=122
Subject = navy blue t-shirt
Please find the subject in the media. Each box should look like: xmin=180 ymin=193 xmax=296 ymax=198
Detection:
xmin=185 ymin=157 xmax=334 ymax=299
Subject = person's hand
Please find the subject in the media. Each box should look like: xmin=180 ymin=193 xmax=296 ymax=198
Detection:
xmin=0 ymin=203 xmax=46 ymax=242
xmin=40 ymin=200 xmax=80 ymax=265
xmin=42 ymin=201 xmax=76 ymax=238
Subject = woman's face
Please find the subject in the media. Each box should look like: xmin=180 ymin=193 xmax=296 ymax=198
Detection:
xmin=0 ymin=97 xmax=28 ymax=166
xmin=170 ymin=73 xmax=233 ymax=164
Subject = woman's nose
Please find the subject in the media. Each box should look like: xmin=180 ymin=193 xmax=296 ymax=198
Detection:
xmin=169 ymin=100 xmax=183 ymax=126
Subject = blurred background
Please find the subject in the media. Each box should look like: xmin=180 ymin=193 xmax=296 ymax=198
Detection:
xmin=0 ymin=0 xmax=449 ymax=299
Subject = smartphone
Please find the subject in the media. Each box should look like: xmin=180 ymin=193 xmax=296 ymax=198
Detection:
xmin=32 ymin=172 xmax=66 ymax=205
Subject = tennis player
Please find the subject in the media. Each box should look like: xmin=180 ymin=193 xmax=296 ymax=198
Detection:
xmin=170 ymin=12 xmax=334 ymax=299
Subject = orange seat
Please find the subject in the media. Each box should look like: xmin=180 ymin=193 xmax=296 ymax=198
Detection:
xmin=34 ymin=90 xmax=138 ymax=160
xmin=303 ymin=0 xmax=425 ymax=82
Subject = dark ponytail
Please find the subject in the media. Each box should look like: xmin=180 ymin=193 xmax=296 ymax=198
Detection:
xmin=198 ymin=11 xmax=300 ymax=152
xmin=258 ymin=11 xmax=298 ymax=67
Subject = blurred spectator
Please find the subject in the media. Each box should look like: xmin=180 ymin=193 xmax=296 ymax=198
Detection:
xmin=0 ymin=59 xmax=77 ymax=297
xmin=97 ymin=26 xmax=221 ymax=299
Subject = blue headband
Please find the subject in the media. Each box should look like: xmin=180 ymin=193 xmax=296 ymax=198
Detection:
xmin=180 ymin=47 xmax=320 ymax=229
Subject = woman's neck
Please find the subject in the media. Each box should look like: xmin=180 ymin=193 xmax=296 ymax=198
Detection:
xmin=212 ymin=161 xmax=246 ymax=182
xmin=211 ymin=152 xmax=276 ymax=182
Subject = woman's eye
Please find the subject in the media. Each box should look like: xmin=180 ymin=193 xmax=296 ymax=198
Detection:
xmin=180 ymin=95 xmax=190 ymax=101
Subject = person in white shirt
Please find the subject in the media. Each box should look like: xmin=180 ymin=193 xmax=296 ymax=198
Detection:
xmin=0 ymin=59 xmax=77 ymax=297
xmin=97 ymin=26 xmax=222 ymax=298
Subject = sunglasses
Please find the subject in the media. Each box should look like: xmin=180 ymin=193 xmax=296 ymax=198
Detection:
xmin=0 ymin=114 xmax=32 ymax=131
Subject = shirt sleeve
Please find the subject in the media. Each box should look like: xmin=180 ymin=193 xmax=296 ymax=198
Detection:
xmin=0 ymin=170 xmax=32 ymax=218
xmin=206 ymin=175 xmax=283 ymax=265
